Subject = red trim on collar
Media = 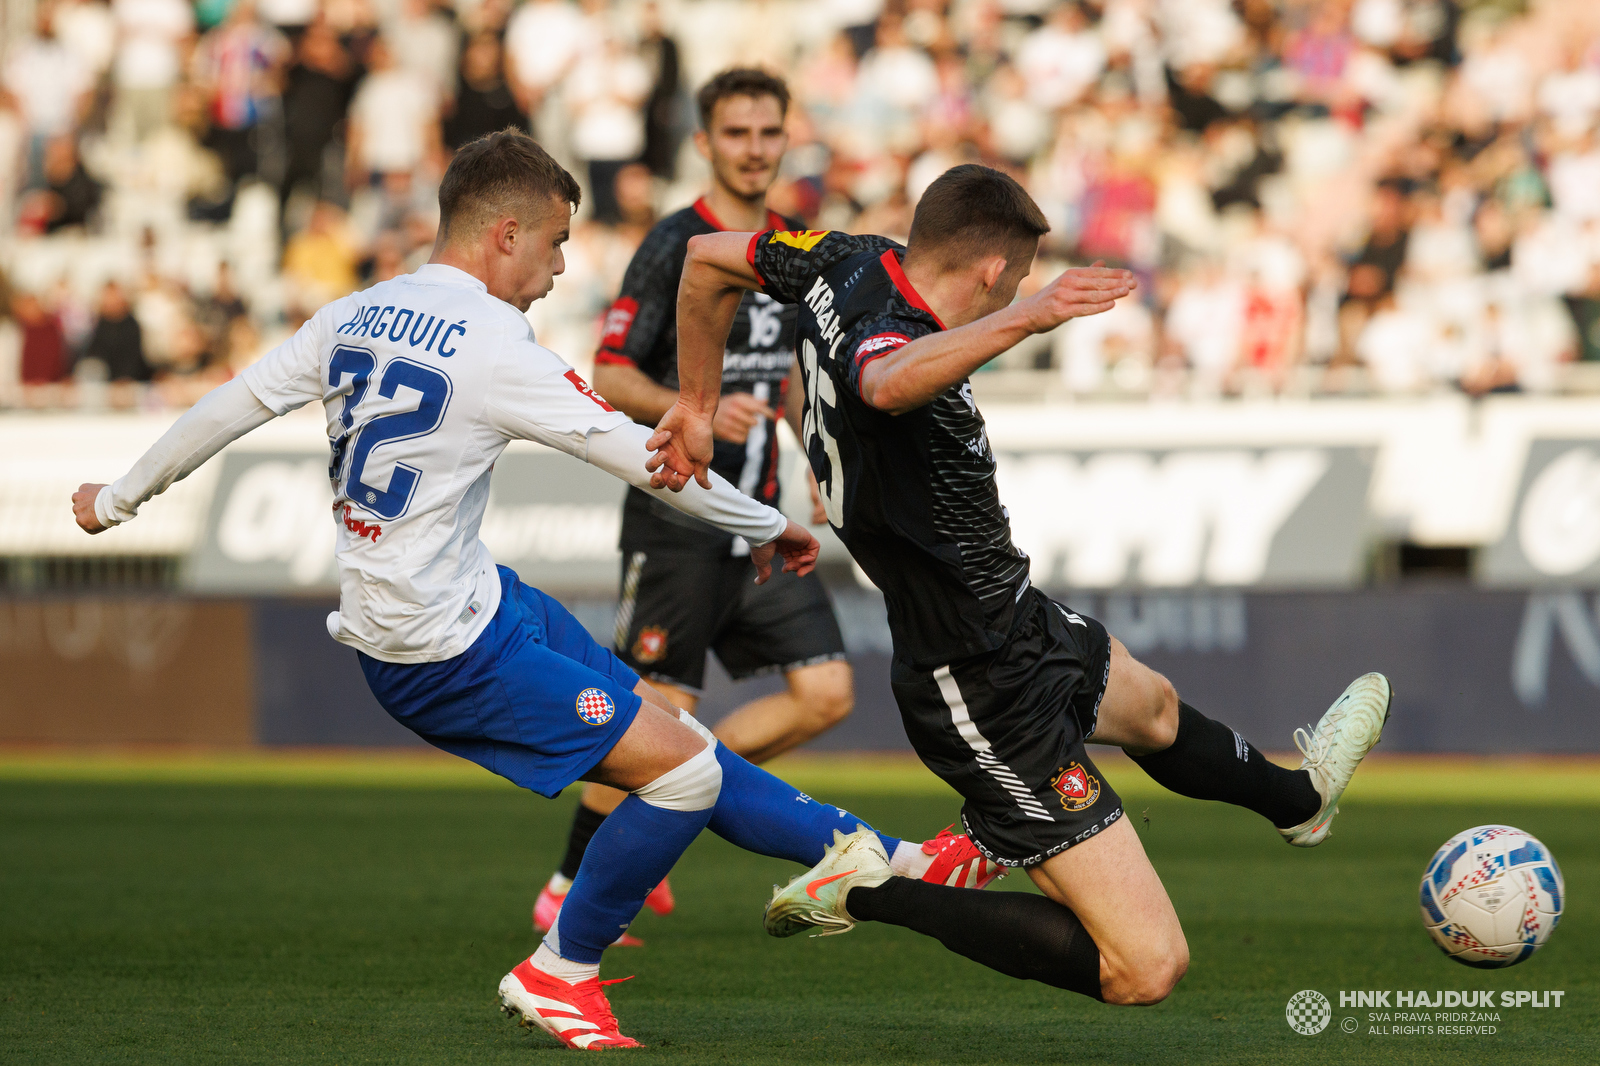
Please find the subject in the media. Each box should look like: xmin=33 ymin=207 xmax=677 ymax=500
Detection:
xmin=695 ymin=197 xmax=788 ymax=235
xmin=692 ymin=197 xmax=725 ymax=230
xmin=878 ymin=250 xmax=946 ymax=330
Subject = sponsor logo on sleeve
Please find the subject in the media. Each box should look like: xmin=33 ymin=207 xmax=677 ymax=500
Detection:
xmin=564 ymin=370 xmax=617 ymax=411
xmin=770 ymin=230 xmax=831 ymax=252
xmin=854 ymin=332 xmax=911 ymax=362
xmin=599 ymin=296 xmax=638 ymax=350
xmin=1050 ymin=762 xmax=1101 ymax=811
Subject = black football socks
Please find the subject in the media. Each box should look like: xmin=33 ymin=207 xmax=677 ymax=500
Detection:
xmin=845 ymin=877 xmax=1104 ymax=1000
xmin=1129 ymin=702 xmax=1320 ymax=829
xmin=557 ymin=802 xmax=610 ymax=882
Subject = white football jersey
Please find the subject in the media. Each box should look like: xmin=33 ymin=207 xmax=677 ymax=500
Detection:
xmin=242 ymin=264 xmax=633 ymax=664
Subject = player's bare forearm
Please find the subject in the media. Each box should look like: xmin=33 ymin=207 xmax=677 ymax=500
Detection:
xmin=858 ymin=264 xmax=1136 ymax=414
xmin=675 ymin=232 xmax=763 ymax=416
xmin=857 ymin=305 xmax=1036 ymax=414
xmin=594 ymin=362 xmax=679 ymax=425
xmin=649 ymin=232 xmax=764 ymax=490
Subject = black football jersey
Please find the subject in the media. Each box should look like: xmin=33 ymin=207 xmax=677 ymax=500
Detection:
xmin=598 ymin=199 xmax=799 ymax=553
xmin=748 ymin=229 xmax=1033 ymax=667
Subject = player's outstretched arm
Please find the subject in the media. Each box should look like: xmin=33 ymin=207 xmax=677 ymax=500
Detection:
xmin=585 ymin=422 xmax=817 ymax=583
xmin=858 ymin=264 xmax=1136 ymax=415
xmin=647 ymin=231 xmax=764 ymax=492
xmin=70 ymin=377 xmax=278 ymax=535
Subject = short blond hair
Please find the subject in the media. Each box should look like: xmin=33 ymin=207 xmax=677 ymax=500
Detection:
xmin=438 ymin=129 xmax=582 ymax=240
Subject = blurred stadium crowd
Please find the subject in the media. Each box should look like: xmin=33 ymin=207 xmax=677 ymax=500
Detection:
xmin=3 ymin=0 xmax=1600 ymax=409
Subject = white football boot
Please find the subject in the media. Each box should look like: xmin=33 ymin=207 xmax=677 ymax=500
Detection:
xmin=1279 ymin=672 xmax=1393 ymax=847
xmin=764 ymin=826 xmax=891 ymax=938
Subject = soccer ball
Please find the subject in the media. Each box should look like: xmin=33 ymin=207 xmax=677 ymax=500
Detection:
xmin=1419 ymin=825 xmax=1563 ymax=968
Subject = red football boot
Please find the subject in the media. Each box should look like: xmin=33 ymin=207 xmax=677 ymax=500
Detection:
xmin=643 ymin=876 xmax=675 ymax=917
xmin=919 ymin=826 xmax=1008 ymax=889
xmin=498 ymin=959 xmax=642 ymax=1050
xmin=532 ymin=878 xmax=567 ymax=933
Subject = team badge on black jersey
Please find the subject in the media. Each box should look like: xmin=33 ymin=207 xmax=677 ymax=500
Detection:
xmin=1051 ymin=762 xmax=1100 ymax=811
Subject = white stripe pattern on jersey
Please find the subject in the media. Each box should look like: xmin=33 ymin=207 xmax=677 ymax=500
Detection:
xmin=730 ymin=381 xmax=772 ymax=558
xmin=932 ymin=665 xmax=1056 ymax=822
xmin=613 ymin=551 xmax=647 ymax=648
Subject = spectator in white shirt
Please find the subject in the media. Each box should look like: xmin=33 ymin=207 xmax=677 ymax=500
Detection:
xmin=1056 ymin=293 xmax=1156 ymax=395
xmin=856 ymin=14 xmax=939 ymax=149
xmin=503 ymin=0 xmax=595 ymax=116
xmin=3 ymin=7 xmax=92 ymax=181
xmin=1546 ymin=133 xmax=1600 ymax=224
xmin=565 ymin=32 xmax=649 ymax=224
xmin=1357 ymin=292 xmax=1435 ymax=393
xmin=1017 ymin=2 xmax=1106 ymax=112
xmin=1537 ymin=42 xmax=1600 ymax=139
xmin=55 ymin=0 xmax=117 ymax=82
xmin=390 ymin=0 xmax=460 ymax=104
xmin=257 ymin=0 xmax=319 ymax=37
xmin=347 ymin=36 xmax=442 ymax=187
xmin=111 ymin=0 xmax=194 ymax=143
xmin=1164 ymin=262 xmax=1245 ymax=395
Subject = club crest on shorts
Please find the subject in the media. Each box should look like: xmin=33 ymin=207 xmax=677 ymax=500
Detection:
xmin=632 ymin=626 xmax=668 ymax=664
xmin=575 ymin=688 xmax=616 ymax=725
xmin=1051 ymin=762 xmax=1100 ymax=811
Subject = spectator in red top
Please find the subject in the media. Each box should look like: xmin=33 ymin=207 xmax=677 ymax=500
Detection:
xmin=1078 ymin=155 xmax=1157 ymax=266
xmin=14 ymin=292 xmax=68 ymax=384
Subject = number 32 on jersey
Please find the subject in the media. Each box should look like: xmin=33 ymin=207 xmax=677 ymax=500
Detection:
xmin=327 ymin=345 xmax=453 ymax=521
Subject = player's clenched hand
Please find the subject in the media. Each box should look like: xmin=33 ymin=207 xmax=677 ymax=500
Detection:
xmin=711 ymin=392 xmax=775 ymax=444
xmin=750 ymin=519 xmax=819 ymax=585
xmin=1016 ymin=262 xmax=1136 ymax=334
xmin=72 ymin=483 xmax=109 ymax=534
xmin=647 ymin=400 xmax=715 ymax=491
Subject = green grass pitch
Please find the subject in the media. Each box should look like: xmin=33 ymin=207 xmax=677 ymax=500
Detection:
xmin=2 ymin=754 xmax=1596 ymax=1065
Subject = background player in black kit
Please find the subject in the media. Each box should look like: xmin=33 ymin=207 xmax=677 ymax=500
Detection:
xmin=651 ymin=165 xmax=1393 ymax=1005
xmin=533 ymin=70 xmax=964 ymax=939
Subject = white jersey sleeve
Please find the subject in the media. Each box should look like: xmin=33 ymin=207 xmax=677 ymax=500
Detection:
xmin=94 ymin=376 xmax=277 ymax=526
xmin=483 ymin=345 xmax=632 ymax=455
xmin=485 ymin=347 xmax=786 ymax=544
xmin=240 ymin=301 xmax=346 ymax=415
xmin=583 ymin=424 xmax=787 ymax=544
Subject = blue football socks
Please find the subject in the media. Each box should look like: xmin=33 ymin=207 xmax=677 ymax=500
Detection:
xmin=546 ymin=793 xmax=711 ymax=963
xmin=706 ymin=744 xmax=902 ymax=865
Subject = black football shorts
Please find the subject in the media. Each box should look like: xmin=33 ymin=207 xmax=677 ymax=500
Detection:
xmin=612 ymin=550 xmax=847 ymax=692
xmin=890 ymin=588 xmax=1122 ymax=867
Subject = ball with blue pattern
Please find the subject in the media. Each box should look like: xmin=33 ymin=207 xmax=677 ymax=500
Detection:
xmin=1419 ymin=824 xmax=1563 ymax=968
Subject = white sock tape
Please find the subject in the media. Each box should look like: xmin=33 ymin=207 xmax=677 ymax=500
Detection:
xmin=677 ymin=709 xmax=716 ymax=743
xmin=632 ymin=740 xmax=721 ymax=812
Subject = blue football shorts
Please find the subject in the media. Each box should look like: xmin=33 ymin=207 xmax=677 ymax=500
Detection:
xmin=359 ymin=565 xmax=644 ymax=797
